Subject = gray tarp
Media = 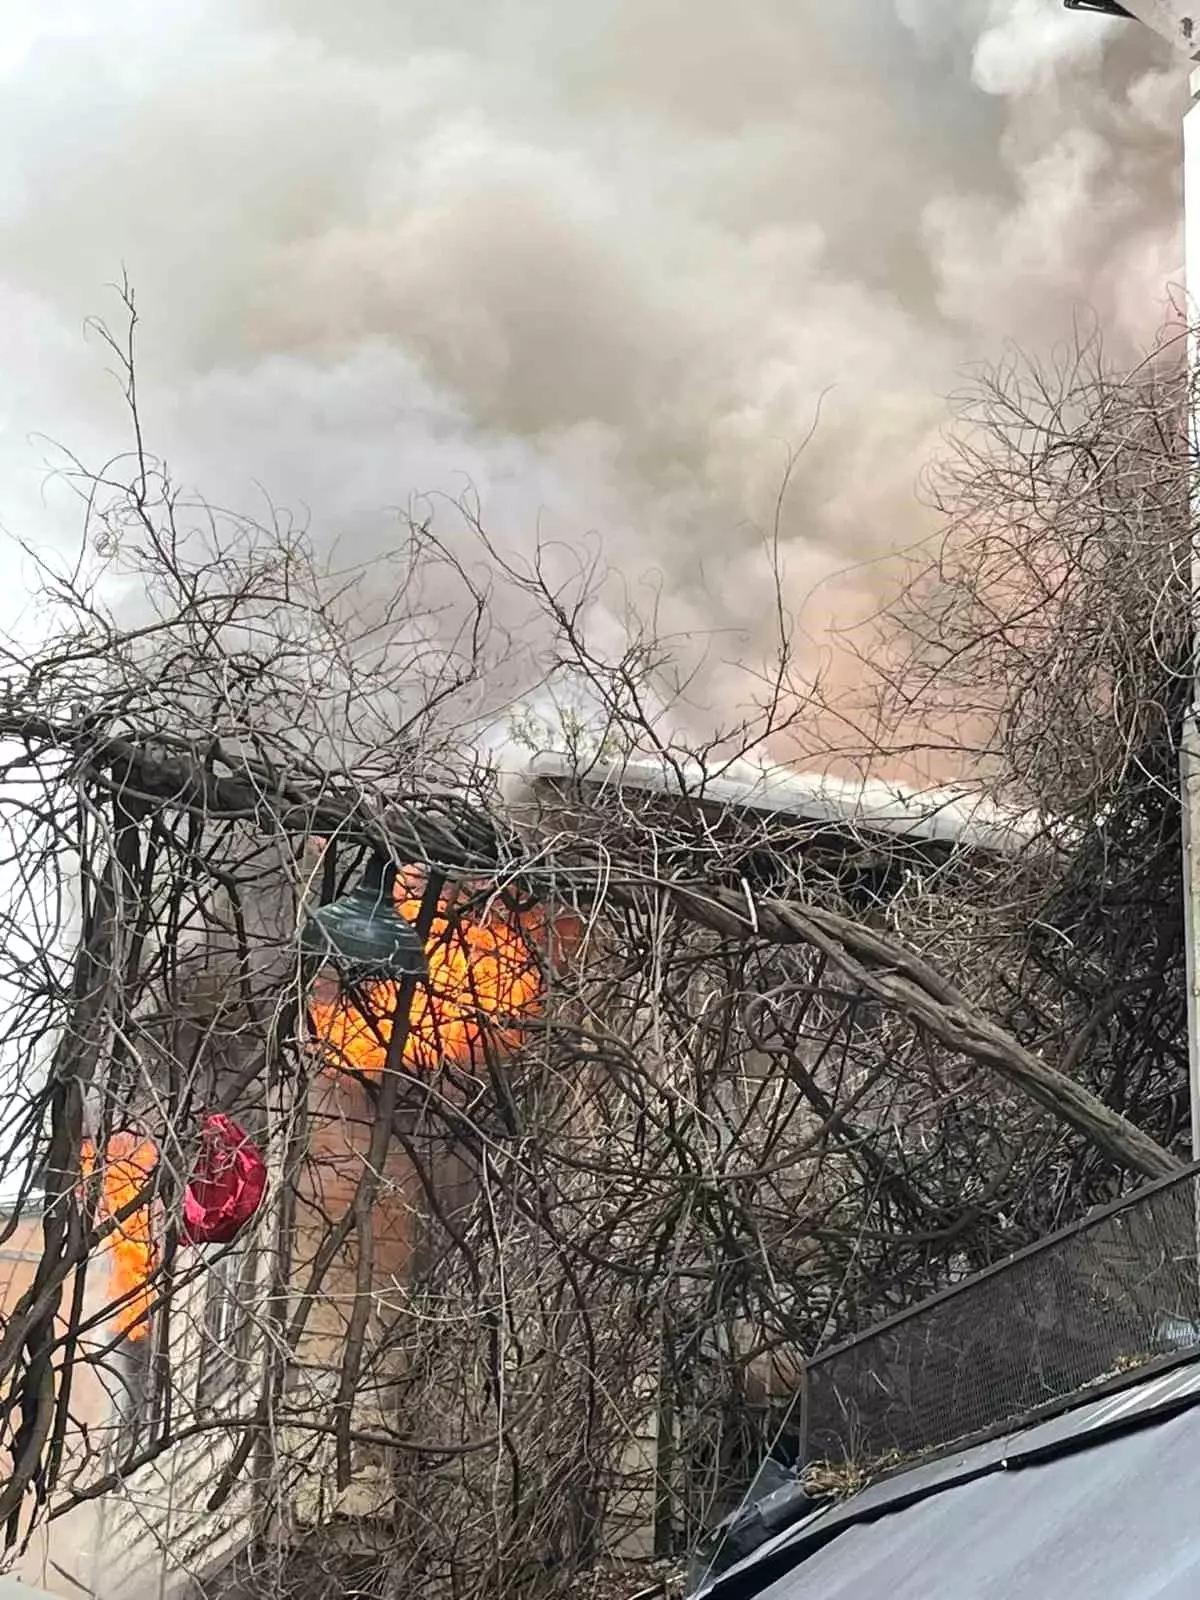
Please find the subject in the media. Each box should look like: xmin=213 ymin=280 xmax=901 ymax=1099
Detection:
xmin=709 ymin=1360 xmax=1200 ymax=1600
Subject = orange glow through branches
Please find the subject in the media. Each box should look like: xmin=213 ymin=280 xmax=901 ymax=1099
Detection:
xmin=310 ymin=877 xmax=578 ymax=1076
xmin=81 ymin=1133 xmax=159 ymax=1341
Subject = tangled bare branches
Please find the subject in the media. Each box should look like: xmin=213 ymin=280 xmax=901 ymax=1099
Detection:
xmin=0 ymin=310 xmax=1191 ymax=1600
xmin=861 ymin=323 xmax=1195 ymax=1220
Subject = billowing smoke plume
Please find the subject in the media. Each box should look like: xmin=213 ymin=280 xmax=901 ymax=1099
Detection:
xmin=0 ymin=0 xmax=1184 ymax=723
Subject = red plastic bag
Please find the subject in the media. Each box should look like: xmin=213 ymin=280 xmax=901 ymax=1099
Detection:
xmin=180 ymin=1113 xmax=267 ymax=1245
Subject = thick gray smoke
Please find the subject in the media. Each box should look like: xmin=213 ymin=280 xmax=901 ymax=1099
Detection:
xmin=0 ymin=0 xmax=1184 ymax=723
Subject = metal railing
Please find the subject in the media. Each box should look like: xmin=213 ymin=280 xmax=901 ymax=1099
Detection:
xmin=800 ymin=1160 xmax=1200 ymax=1472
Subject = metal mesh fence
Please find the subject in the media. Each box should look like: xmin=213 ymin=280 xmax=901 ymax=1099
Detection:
xmin=802 ymin=1166 xmax=1200 ymax=1472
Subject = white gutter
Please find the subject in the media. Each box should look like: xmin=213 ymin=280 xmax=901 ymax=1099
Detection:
xmin=524 ymin=752 xmax=1049 ymax=859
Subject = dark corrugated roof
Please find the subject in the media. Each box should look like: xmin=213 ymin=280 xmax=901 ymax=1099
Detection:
xmin=698 ymin=1358 xmax=1200 ymax=1600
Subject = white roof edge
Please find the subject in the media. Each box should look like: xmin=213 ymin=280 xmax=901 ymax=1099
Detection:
xmin=523 ymin=752 xmax=1053 ymax=858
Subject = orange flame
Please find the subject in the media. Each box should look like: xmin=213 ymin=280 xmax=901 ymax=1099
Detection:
xmin=80 ymin=1133 xmax=159 ymax=1341
xmin=310 ymin=876 xmax=576 ymax=1076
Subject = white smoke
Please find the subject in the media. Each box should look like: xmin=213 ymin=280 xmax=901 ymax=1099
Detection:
xmin=0 ymin=0 xmax=1184 ymax=717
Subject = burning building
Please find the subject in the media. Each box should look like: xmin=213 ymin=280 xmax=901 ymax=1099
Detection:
xmin=73 ymin=795 xmax=573 ymax=1600
xmin=67 ymin=754 xmax=1039 ymax=1600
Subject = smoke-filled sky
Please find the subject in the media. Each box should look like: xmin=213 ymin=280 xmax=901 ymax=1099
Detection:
xmin=0 ymin=0 xmax=1185 ymax=707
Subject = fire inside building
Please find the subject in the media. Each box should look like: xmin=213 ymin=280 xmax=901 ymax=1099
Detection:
xmin=6 ymin=8 xmax=1200 ymax=1598
xmin=18 ymin=754 xmax=1037 ymax=1600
